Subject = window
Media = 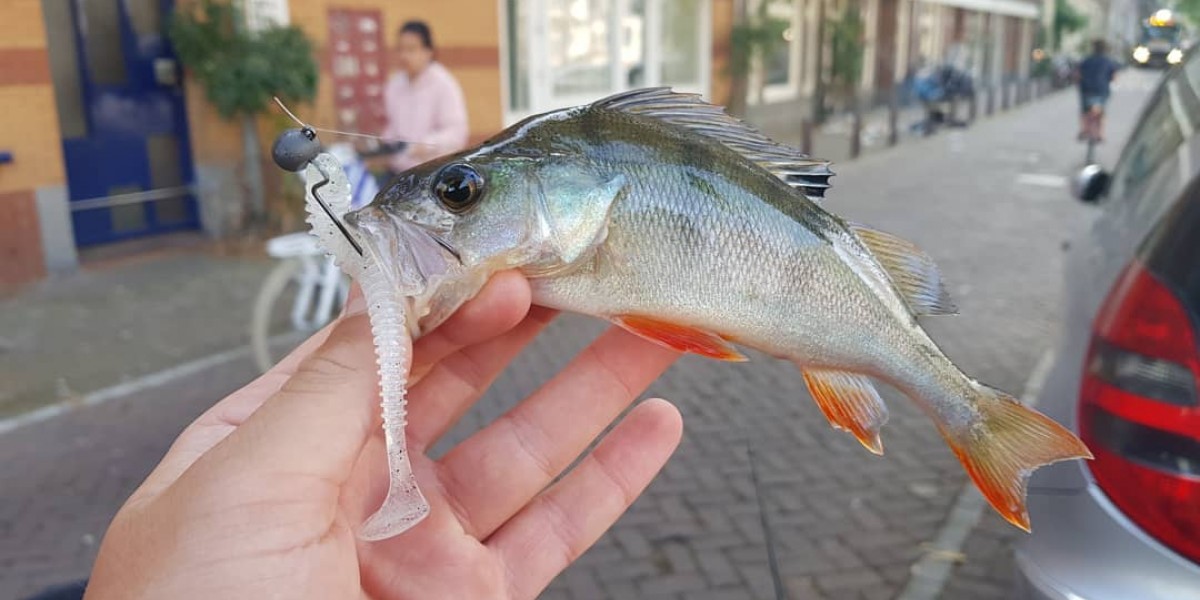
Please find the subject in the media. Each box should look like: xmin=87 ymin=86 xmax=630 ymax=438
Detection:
xmin=1106 ymin=73 xmax=1184 ymax=212
xmin=754 ymin=0 xmax=804 ymax=104
xmin=505 ymin=0 xmax=710 ymax=123
xmin=661 ymin=0 xmax=702 ymax=87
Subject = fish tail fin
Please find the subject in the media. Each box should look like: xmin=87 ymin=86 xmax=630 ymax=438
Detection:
xmin=945 ymin=385 xmax=1092 ymax=531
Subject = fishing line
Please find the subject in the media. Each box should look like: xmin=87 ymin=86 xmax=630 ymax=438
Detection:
xmin=272 ymin=96 xmax=363 ymax=256
xmin=748 ymin=439 xmax=788 ymax=600
xmin=273 ymin=97 xmax=440 ymax=148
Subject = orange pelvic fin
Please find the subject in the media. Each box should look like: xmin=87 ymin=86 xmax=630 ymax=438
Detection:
xmin=613 ymin=315 xmax=747 ymax=361
xmin=946 ymin=385 xmax=1093 ymax=531
xmin=801 ymin=368 xmax=889 ymax=455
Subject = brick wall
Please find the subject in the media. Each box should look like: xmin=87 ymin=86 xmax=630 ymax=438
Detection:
xmin=176 ymin=0 xmax=511 ymax=230
xmin=0 ymin=0 xmax=64 ymax=288
xmin=289 ymin=0 xmax=506 ymax=144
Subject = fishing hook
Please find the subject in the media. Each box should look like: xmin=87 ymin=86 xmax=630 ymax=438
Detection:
xmin=309 ymin=161 xmax=364 ymax=257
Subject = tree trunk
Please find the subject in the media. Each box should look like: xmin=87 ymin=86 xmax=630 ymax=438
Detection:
xmin=811 ymin=0 xmax=828 ymax=124
xmin=241 ymin=114 xmax=265 ymax=221
xmin=727 ymin=0 xmax=750 ymax=117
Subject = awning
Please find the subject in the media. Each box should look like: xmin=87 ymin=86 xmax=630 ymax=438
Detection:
xmin=918 ymin=0 xmax=1040 ymax=19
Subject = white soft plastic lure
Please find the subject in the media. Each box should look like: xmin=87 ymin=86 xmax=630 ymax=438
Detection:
xmin=302 ymin=153 xmax=429 ymax=540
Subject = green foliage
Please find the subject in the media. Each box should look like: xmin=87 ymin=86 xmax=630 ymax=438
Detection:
xmin=168 ymin=0 xmax=317 ymax=119
xmin=1053 ymin=0 xmax=1088 ymax=50
xmin=730 ymin=1 xmax=790 ymax=77
xmin=1177 ymin=0 xmax=1200 ymax=27
xmin=828 ymin=3 xmax=864 ymax=97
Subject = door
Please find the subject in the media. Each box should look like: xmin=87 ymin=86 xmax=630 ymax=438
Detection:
xmin=60 ymin=0 xmax=198 ymax=246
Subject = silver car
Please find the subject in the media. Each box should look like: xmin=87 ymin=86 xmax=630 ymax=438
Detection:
xmin=1014 ymin=48 xmax=1200 ymax=598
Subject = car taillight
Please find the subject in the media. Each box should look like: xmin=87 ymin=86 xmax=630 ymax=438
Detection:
xmin=1080 ymin=260 xmax=1200 ymax=564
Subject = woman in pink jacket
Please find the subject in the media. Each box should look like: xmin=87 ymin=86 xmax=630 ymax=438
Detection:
xmin=378 ymin=21 xmax=469 ymax=177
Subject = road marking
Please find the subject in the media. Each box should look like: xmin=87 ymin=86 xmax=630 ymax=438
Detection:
xmin=1016 ymin=173 xmax=1068 ymax=188
xmin=0 ymin=333 xmax=304 ymax=437
xmin=896 ymin=348 xmax=1057 ymax=600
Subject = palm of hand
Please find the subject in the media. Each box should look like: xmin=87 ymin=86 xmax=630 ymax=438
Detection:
xmin=85 ymin=273 xmax=682 ymax=600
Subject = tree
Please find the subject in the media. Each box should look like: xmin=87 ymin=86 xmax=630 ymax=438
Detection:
xmin=168 ymin=0 xmax=317 ymax=225
xmin=1177 ymin=0 xmax=1200 ymax=28
xmin=728 ymin=0 xmax=790 ymax=116
xmin=1053 ymin=0 xmax=1088 ymax=51
xmin=827 ymin=1 xmax=865 ymax=109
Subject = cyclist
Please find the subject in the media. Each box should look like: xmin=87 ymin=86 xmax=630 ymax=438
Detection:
xmin=1076 ymin=39 xmax=1120 ymax=143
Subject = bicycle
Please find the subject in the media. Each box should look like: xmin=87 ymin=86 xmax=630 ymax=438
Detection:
xmin=249 ymin=141 xmax=401 ymax=373
xmin=1082 ymin=103 xmax=1104 ymax=164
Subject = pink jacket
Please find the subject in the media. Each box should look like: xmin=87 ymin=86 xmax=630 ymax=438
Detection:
xmin=380 ymin=62 xmax=469 ymax=172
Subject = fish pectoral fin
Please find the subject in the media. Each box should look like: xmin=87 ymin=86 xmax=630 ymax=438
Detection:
xmin=849 ymin=223 xmax=957 ymax=317
xmin=800 ymin=368 xmax=889 ymax=455
xmin=944 ymin=385 xmax=1092 ymax=532
xmin=612 ymin=315 xmax=748 ymax=362
xmin=539 ymin=174 xmax=625 ymax=266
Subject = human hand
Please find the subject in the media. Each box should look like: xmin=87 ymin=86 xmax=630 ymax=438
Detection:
xmin=85 ymin=272 xmax=683 ymax=599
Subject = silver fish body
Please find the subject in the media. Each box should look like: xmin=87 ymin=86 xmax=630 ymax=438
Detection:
xmin=348 ymin=88 xmax=1091 ymax=531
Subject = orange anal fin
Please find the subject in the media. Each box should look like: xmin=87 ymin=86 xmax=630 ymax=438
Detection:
xmin=946 ymin=385 xmax=1093 ymax=532
xmin=612 ymin=315 xmax=747 ymax=362
xmin=801 ymin=368 xmax=889 ymax=455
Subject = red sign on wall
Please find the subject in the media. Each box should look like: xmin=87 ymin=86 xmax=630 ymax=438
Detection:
xmin=328 ymin=9 xmax=387 ymax=135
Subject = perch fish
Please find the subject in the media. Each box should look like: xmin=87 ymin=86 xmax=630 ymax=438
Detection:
xmin=315 ymin=88 xmax=1091 ymax=541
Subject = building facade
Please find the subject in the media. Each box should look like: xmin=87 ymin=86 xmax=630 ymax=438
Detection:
xmin=744 ymin=0 xmax=1040 ymax=128
xmin=1 ymin=0 xmax=1037 ymax=288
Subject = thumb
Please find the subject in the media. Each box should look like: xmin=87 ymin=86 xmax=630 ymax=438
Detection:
xmin=203 ymin=312 xmax=387 ymax=484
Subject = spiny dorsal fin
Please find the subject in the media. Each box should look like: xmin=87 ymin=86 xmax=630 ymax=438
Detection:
xmin=849 ymin=223 xmax=957 ymax=316
xmin=592 ymin=88 xmax=833 ymax=201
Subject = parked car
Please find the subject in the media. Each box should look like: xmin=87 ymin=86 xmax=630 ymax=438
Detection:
xmin=1013 ymin=48 xmax=1200 ymax=598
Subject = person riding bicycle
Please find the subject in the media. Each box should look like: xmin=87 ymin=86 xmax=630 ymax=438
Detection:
xmin=1076 ymin=39 xmax=1119 ymax=142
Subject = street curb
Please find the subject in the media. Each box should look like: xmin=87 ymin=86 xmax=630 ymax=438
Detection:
xmin=0 ymin=345 xmax=251 ymax=437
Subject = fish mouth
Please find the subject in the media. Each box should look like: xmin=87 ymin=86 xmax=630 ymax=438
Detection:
xmin=343 ymin=206 xmax=464 ymax=306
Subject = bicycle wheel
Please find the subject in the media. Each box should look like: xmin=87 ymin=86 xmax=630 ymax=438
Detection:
xmin=250 ymin=258 xmax=308 ymax=373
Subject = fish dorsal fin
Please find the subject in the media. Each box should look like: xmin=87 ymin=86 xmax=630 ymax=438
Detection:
xmin=592 ymin=88 xmax=834 ymax=201
xmin=849 ymin=223 xmax=957 ymax=316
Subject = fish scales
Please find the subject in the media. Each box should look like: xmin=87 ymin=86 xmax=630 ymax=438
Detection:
xmin=339 ymin=88 xmax=1091 ymax=539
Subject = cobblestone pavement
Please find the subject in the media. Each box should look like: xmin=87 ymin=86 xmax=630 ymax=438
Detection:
xmin=0 ymin=240 xmax=275 ymax=418
xmin=0 ymin=72 xmax=1159 ymax=600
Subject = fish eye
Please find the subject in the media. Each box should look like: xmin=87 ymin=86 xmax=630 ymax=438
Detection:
xmin=433 ymin=163 xmax=483 ymax=212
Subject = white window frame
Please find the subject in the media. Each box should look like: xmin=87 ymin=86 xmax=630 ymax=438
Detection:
xmin=501 ymin=0 xmax=712 ymax=125
xmin=242 ymin=0 xmax=290 ymax=32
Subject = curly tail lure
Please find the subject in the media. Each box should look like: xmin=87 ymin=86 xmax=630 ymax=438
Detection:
xmin=273 ymin=125 xmax=430 ymax=540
